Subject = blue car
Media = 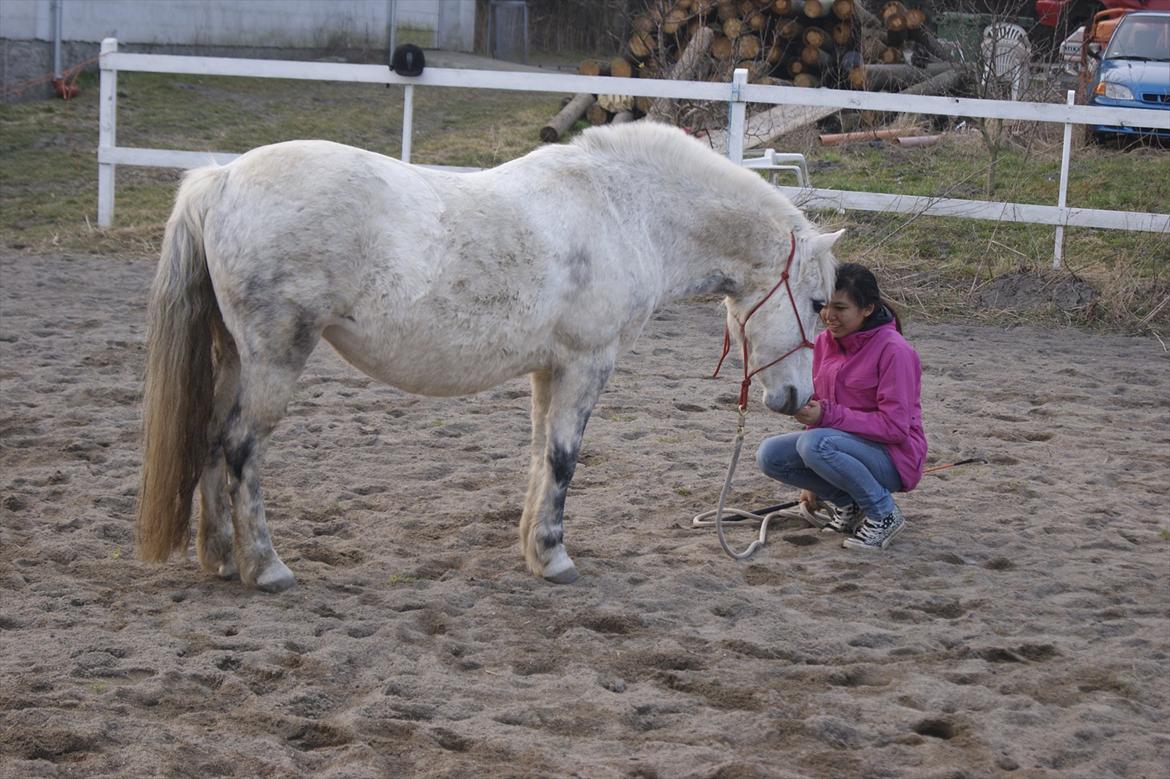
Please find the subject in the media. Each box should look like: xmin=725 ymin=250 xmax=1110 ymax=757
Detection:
xmin=1088 ymin=11 xmax=1170 ymax=141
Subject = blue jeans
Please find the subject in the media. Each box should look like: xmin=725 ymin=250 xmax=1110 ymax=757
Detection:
xmin=756 ymin=428 xmax=903 ymax=519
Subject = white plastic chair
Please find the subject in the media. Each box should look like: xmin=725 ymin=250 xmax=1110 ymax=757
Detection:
xmin=741 ymin=149 xmax=810 ymax=187
xmin=981 ymin=22 xmax=1031 ymax=101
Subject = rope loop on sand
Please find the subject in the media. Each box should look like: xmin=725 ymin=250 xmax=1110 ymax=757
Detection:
xmin=693 ymin=407 xmax=829 ymax=560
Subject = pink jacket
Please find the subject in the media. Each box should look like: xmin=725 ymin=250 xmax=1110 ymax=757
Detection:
xmin=810 ymin=319 xmax=927 ymax=491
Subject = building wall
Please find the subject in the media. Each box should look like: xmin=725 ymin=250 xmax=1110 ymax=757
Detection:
xmin=0 ymin=0 xmax=475 ymax=49
xmin=1 ymin=0 xmax=476 ymax=101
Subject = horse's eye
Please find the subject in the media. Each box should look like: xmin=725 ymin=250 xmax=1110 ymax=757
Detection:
xmin=811 ymin=299 xmax=825 ymax=314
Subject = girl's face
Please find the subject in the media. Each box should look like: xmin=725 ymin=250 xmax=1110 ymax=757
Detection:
xmin=821 ymin=289 xmax=874 ymax=339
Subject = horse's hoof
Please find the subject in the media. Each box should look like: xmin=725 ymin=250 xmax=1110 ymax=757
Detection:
xmin=255 ymin=559 xmax=296 ymax=593
xmin=215 ymin=558 xmax=239 ymax=580
xmin=541 ymin=547 xmax=579 ymax=584
xmin=544 ymin=565 xmax=580 ymax=585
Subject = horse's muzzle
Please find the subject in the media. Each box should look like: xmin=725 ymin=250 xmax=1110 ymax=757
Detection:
xmin=764 ymin=385 xmax=806 ymax=415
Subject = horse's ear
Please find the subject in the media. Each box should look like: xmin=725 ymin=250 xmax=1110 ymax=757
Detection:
xmin=811 ymin=229 xmax=846 ymax=254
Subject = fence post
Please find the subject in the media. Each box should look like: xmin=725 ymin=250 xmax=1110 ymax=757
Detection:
xmin=1053 ymin=89 xmax=1075 ymax=269
xmin=401 ymin=84 xmax=414 ymax=163
xmin=97 ymin=38 xmax=118 ymax=228
xmin=727 ymin=68 xmax=748 ymax=164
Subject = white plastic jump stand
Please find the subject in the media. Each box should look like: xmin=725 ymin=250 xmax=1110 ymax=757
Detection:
xmin=741 ymin=149 xmax=810 ymax=188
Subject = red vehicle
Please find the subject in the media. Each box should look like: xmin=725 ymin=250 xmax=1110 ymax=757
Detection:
xmin=1036 ymin=0 xmax=1170 ymax=32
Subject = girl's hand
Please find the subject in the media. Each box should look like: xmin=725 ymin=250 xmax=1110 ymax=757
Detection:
xmin=799 ymin=490 xmax=822 ymax=512
xmin=794 ymin=400 xmax=822 ymax=426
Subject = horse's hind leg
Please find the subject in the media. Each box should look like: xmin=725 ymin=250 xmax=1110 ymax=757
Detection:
xmin=222 ymin=351 xmax=315 ymax=592
xmin=197 ymin=334 xmax=240 ymax=579
xmin=521 ymin=358 xmax=613 ymax=583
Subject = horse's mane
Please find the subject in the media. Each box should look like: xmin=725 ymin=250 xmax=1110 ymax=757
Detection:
xmin=572 ymin=122 xmax=810 ymax=232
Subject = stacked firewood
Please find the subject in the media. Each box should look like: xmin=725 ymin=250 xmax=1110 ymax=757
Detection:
xmin=543 ymin=0 xmax=965 ymax=140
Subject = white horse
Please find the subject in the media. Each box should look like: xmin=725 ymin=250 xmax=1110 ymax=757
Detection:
xmin=136 ymin=121 xmax=841 ymax=592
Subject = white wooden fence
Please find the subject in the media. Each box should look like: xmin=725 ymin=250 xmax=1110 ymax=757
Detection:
xmin=97 ymin=38 xmax=1169 ymax=268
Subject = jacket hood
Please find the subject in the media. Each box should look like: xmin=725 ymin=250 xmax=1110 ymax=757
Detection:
xmin=860 ymin=304 xmax=895 ymax=332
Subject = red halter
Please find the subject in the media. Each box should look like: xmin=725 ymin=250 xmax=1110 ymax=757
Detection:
xmin=711 ymin=232 xmax=815 ymax=410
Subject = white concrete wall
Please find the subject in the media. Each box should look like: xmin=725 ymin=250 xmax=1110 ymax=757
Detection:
xmin=0 ymin=0 xmax=476 ymax=51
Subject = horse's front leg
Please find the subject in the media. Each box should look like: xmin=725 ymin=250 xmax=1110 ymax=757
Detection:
xmin=521 ymin=358 xmax=613 ymax=583
xmin=518 ymin=369 xmax=552 ymax=569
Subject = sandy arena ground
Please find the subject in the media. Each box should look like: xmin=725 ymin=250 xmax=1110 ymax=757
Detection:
xmin=1 ymin=251 xmax=1168 ymax=778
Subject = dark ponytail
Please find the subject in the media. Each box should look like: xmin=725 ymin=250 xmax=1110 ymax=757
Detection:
xmin=834 ymin=263 xmax=901 ymax=333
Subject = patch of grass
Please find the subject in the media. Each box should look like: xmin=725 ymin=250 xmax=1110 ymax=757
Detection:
xmin=1 ymin=71 xmax=560 ymax=258
xmin=789 ymin=131 xmax=1170 ymax=332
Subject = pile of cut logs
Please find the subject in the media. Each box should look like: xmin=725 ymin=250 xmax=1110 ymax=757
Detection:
xmin=542 ymin=0 xmax=967 ymax=142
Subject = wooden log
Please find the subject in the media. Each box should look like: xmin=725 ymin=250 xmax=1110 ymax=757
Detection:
xmin=861 ymin=61 xmax=958 ymax=90
xmin=723 ymin=17 xmax=745 ymax=39
xmin=800 ymin=46 xmax=832 ymax=70
xmin=747 ymin=10 xmax=767 ymax=32
xmin=777 ymin=19 xmax=803 ymax=39
xmin=712 ymin=35 xmax=735 ymax=60
xmin=737 ymin=59 xmax=768 ymax=81
xmin=772 ymin=0 xmax=803 ymax=15
xmin=632 ymin=15 xmax=655 ymax=35
xmin=803 ymin=0 xmax=828 ymax=19
xmin=736 ymin=34 xmax=762 ymax=60
xmin=907 ymin=24 xmax=953 ymax=64
xmin=598 ymin=94 xmax=635 ymax=113
xmin=609 ymin=57 xmax=634 ymax=79
xmin=878 ymin=46 xmax=903 ymax=64
xmin=898 ymin=66 xmax=962 ymax=96
xmin=786 ymin=58 xmax=806 ymax=77
xmin=578 ymin=59 xmax=609 ymax=77
xmin=646 ymin=25 xmax=715 ymax=123
xmin=717 ymin=1 xmax=739 ymax=22
xmin=794 ymin=72 xmax=821 ymax=87
xmin=540 ymin=93 xmax=594 ymax=143
xmin=765 ymin=40 xmax=786 ymax=65
xmin=905 ymin=7 xmax=925 ymax=30
xmin=803 ymin=26 xmax=830 ymax=49
xmin=663 ymin=8 xmax=689 ymax=35
xmin=585 ymin=102 xmax=610 ymax=126
xmin=702 ymin=102 xmax=838 ymax=151
xmin=831 ymin=21 xmax=853 ymax=46
xmin=628 ymin=31 xmax=655 ymax=61
xmin=831 ymin=0 xmax=854 ymax=20
xmin=881 ymin=2 xmax=906 ymax=22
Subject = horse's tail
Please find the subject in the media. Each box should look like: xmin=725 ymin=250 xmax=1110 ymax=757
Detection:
xmin=136 ymin=166 xmax=227 ymax=562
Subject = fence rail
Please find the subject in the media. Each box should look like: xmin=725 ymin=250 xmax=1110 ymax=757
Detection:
xmin=98 ymin=38 xmax=1169 ymax=267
